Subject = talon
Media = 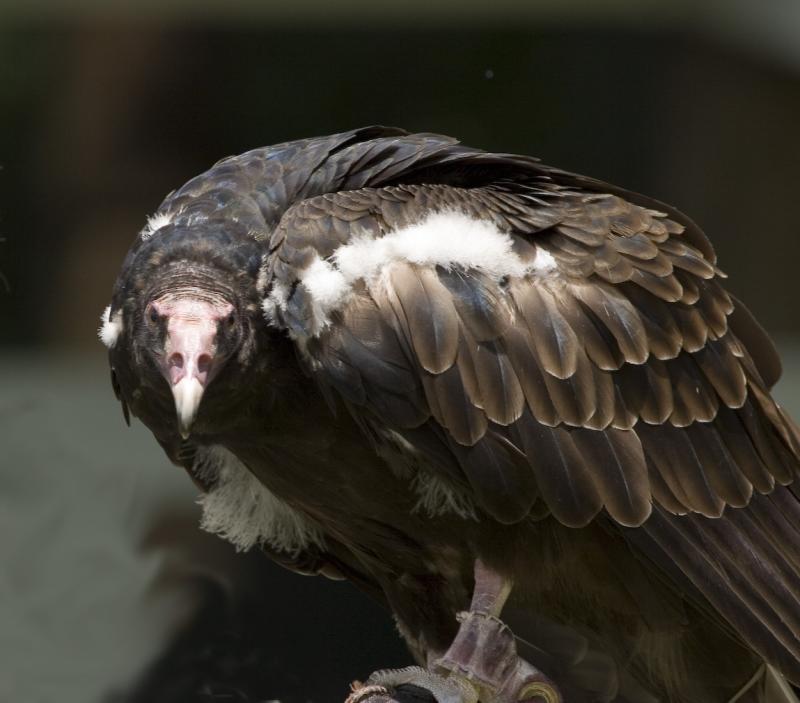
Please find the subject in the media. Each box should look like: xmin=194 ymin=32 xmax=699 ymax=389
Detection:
xmin=345 ymin=683 xmax=392 ymax=703
xmin=350 ymin=666 xmax=478 ymax=703
xmin=349 ymin=562 xmax=563 ymax=703
xmin=517 ymin=680 xmax=562 ymax=703
xmin=433 ymin=560 xmax=563 ymax=703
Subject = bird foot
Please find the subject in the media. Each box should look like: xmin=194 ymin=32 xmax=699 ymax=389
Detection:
xmin=434 ymin=610 xmax=561 ymax=703
xmin=345 ymin=666 xmax=478 ymax=703
xmin=346 ymin=560 xmax=561 ymax=703
xmin=345 ymin=609 xmax=561 ymax=703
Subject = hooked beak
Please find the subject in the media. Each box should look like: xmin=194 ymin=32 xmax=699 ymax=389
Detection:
xmin=173 ymin=376 xmax=205 ymax=439
xmin=153 ymin=296 xmax=233 ymax=439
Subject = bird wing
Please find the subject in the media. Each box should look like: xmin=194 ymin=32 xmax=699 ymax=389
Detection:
xmin=263 ymin=180 xmax=800 ymax=529
xmin=257 ymin=134 xmax=800 ymax=682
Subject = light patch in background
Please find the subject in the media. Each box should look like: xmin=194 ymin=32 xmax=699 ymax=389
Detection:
xmin=0 ymin=356 xmax=197 ymax=703
xmin=98 ymin=305 xmax=123 ymax=348
xmin=196 ymin=445 xmax=325 ymax=555
xmin=773 ymin=339 xmax=800 ymax=422
xmin=2 ymin=345 xmax=800 ymax=701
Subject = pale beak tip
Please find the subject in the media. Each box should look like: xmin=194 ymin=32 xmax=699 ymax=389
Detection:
xmin=172 ymin=376 xmax=205 ymax=440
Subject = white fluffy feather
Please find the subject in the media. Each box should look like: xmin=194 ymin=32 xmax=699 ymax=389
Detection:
xmin=411 ymin=470 xmax=478 ymax=521
xmin=195 ymin=445 xmax=325 ymax=555
xmin=140 ymin=211 xmax=174 ymax=240
xmin=262 ymin=280 xmax=291 ymax=324
xmin=531 ymin=247 xmax=557 ymax=274
xmin=98 ymin=305 xmax=123 ymax=348
xmin=300 ymin=257 xmax=350 ymax=332
xmin=375 ymin=429 xmax=479 ymax=520
xmin=335 ymin=210 xmax=528 ymax=282
xmin=268 ymin=210 xmax=560 ymax=338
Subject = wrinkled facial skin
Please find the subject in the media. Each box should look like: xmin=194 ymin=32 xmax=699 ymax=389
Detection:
xmin=144 ymin=290 xmax=239 ymax=438
xmin=148 ymin=294 xmax=236 ymax=387
xmin=112 ymin=274 xmax=265 ymax=448
xmin=107 ymin=223 xmax=286 ymax=452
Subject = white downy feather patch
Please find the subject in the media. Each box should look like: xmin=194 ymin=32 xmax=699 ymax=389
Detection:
xmin=140 ymin=211 xmax=175 ymax=240
xmin=98 ymin=305 xmax=123 ymax=348
xmin=261 ymin=280 xmax=290 ymax=324
xmin=300 ymin=256 xmax=351 ymax=327
xmin=195 ymin=445 xmax=325 ymax=555
xmin=264 ymin=210 xmax=560 ymax=336
xmin=411 ymin=470 xmax=479 ymax=521
xmin=335 ymin=210 xmax=530 ymax=281
xmin=376 ymin=429 xmax=479 ymax=520
xmin=531 ymin=247 xmax=557 ymax=274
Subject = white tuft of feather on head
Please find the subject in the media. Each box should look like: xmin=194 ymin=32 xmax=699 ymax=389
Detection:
xmin=140 ymin=211 xmax=175 ymax=240
xmin=98 ymin=305 xmax=123 ymax=348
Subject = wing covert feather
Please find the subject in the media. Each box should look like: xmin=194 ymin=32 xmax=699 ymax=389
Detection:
xmin=264 ymin=180 xmax=798 ymax=530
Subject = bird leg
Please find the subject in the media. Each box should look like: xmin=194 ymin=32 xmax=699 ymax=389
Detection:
xmin=346 ymin=559 xmax=562 ymax=703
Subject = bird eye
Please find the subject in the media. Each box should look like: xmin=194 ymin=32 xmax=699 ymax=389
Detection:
xmin=225 ymin=312 xmax=236 ymax=328
xmin=148 ymin=307 xmax=159 ymax=323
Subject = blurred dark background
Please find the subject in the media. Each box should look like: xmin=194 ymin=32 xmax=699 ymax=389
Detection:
xmin=1 ymin=2 xmax=799 ymax=702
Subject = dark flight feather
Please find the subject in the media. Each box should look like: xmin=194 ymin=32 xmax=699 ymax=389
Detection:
xmin=569 ymin=427 xmax=651 ymax=527
xmin=438 ymin=268 xmax=512 ymax=342
xmin=514 ymin=412 xmax=603 ymax=528
xmin=466 ymin=339 xmax=526 ymax=427
xmin=448 ymin=429 xmax=538 ymax=524
xmin=386 ymin=264 xmax=460 ymax=375
xmin=570 ymin=282 xmax=649 ymax=365
xmin=513 ymin=284 xmax=580 ymax=379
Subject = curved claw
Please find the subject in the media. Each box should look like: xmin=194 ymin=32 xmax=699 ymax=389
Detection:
xmin=435 ymin=611 xmax=562 ymax=703
xmin=346 ymin=683 xmax=392 ymax=703
xmin=347 ymin=666 xmax=478 ymax=703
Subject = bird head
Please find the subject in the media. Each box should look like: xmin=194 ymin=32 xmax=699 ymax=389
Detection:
xmin=143 ymin=290 xmax=238 ymax=439
xmin=102 ymin=220 xmax=267 ymax=442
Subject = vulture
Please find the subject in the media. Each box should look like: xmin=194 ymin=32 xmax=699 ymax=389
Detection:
xmin=101 ymin=127 xmax=800 ymax=703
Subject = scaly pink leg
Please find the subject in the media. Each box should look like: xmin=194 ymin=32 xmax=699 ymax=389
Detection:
xmin=346 ymin=559 xmax=562 ymax=703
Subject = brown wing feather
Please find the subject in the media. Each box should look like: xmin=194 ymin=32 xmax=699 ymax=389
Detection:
xmin=385 ymin=263 xmax=460 ymax=375
xmin=513 ymin=283 xmax=580 ymax=379
xmin=467 ymin=339 xmax=526 ymax=426
xmin=263 ymin=163 xmax=800 ymax=683
xmin=513 ymin=411 xmax=603 ymax=528
xmin=265 ymin=181 xmax=799 ymax=531
xmin=628 ymin=498 xmax=800 ymax=684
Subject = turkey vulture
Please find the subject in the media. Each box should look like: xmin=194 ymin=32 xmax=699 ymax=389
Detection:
xmin=101 ymin=127 xmax=800 ymax=703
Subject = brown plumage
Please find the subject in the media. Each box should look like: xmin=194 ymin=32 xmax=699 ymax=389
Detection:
xmin=102 ymin=127 xmax=800 ymax=702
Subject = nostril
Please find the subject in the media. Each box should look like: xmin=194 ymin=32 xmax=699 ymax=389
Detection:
xmin=169 ymin=353 xmax=184 ymax=369
xmin=197 ymin=354 xmax=212 ymax=374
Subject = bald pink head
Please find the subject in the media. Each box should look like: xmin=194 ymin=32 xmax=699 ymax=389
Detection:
xmin=150 ymin=295 xmax=234 ymax=438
